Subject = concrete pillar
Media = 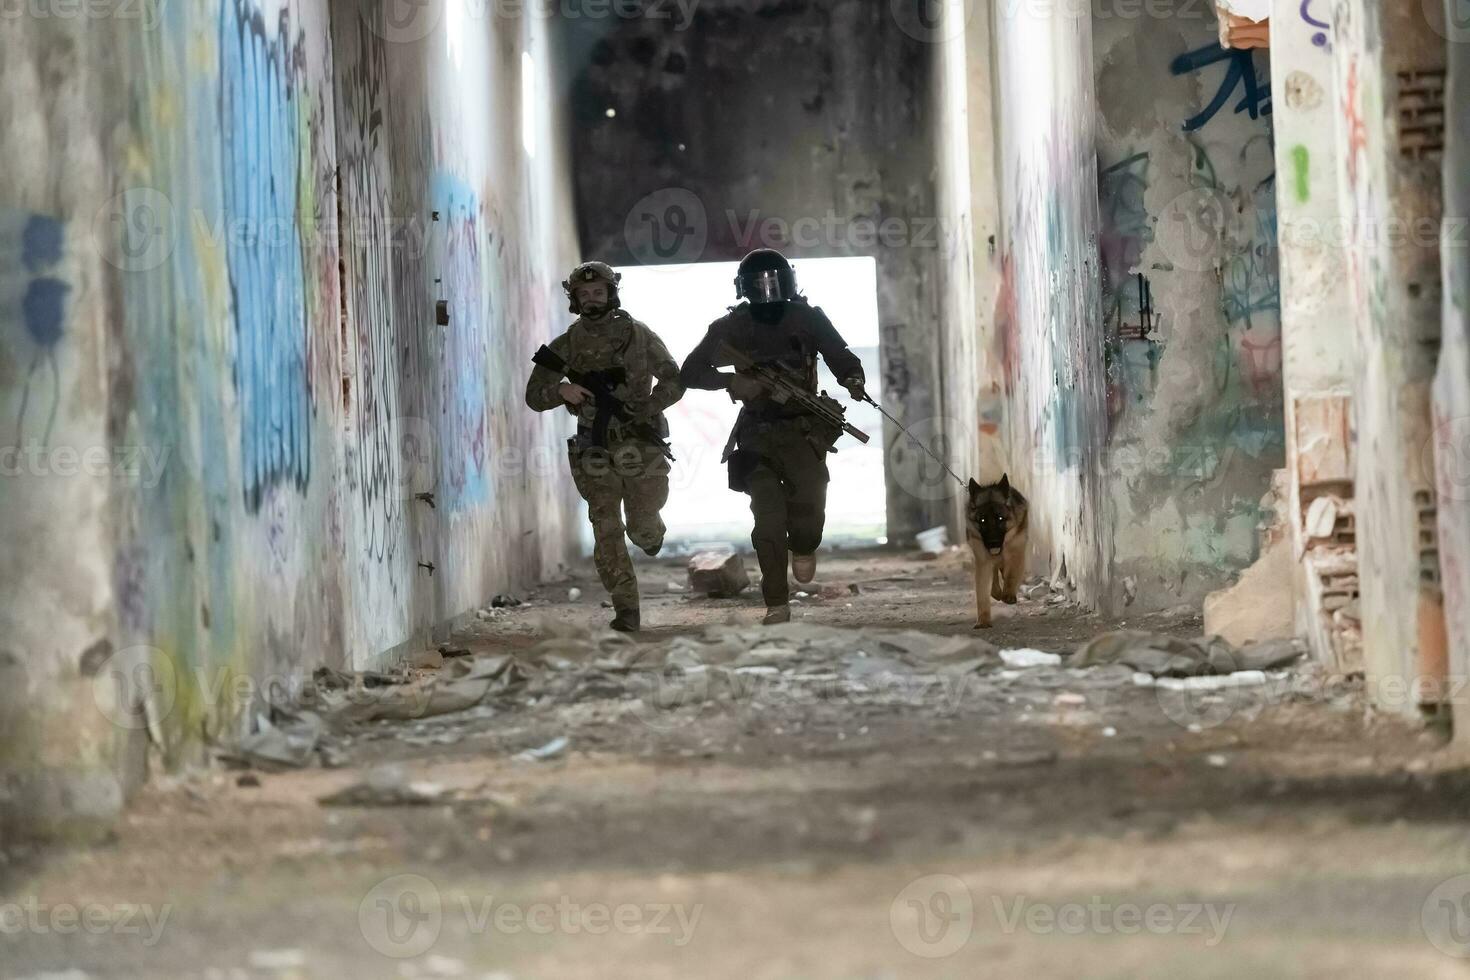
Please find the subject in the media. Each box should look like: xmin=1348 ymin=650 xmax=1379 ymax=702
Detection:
xmin=1431 ymin=0 xmax=1470 ymax=747
xmin=1270 ymin=0 xmax=1360 ymax=668
xmin=1332 ymin=0 xmax=1448 ymax=717
xmin=0 ymin=18 xmax=131 ymax=841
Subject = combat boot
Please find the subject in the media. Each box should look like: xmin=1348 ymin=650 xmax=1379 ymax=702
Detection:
xmin=762 ymin=605 xmax=791 ymax=626
xmin=791 ymin=553 xmax=817 ymax=584
xmin=611 ymin=608 xmax=641 ymax=632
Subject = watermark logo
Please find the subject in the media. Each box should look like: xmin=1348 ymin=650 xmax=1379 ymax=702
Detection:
xmin=624 ymin=187 xmax=708 ymax=265
xmin=1427 ymin=0 xmax=1470 ymax=42
xmin=372 ymin=0 xmax=440 ymax=43
xmin=885 ymin=414 xmax=965 ymax=503
xmin=1156 ymin=186 xmax=1238 ymax=274
xmin=1423 ymin=874 xmax=1470 ymax=958
xmin=890 ymin=874 xmax=974 ymax=958
xmin=94 ymin=187 xmax=175 ymax=273
xmin=0 ymin=899 xmax=171 ymax=946
xmin=360 ymin=874 xmax=443 ymax=958
xmin=891 ymin=0 xmax=971 ymax=44
xmin=1428 ymin=414 xmax=1470 ymax=505
xmin=91 ymin=645 xmax=178 ymax=733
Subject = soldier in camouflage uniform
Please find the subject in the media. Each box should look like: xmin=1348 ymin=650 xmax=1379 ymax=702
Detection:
xmin=681 ymin=249 xmax=868 ymax=625
xmin=525 ymin=262 xmax=684 ymax=632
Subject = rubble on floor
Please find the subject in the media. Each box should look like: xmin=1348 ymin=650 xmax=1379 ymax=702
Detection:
xmin=1073 ymin=631 xmax=1306 ymax=677
xmin=215 ymin=607 xmax=1310 ymax=775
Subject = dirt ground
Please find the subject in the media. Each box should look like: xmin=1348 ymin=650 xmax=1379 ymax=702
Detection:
xmin=4 ymin=549 xmax=1470 ymax=979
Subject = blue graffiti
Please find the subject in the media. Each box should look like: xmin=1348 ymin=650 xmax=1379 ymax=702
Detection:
xmin=1170 ymin=45 xmax=1272 ymax=132
xmin=22 ymin=215 xmax=64 ymax=272
xmin=5 ymin=212 xmax=68 ymax=443
xmin=220 ymin=0 xmax=313 ymax=512
xmin=431 ymin=172 xmax=490 ymax=510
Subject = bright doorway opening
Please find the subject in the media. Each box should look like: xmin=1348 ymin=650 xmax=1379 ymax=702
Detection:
xmin=616 ymin=256 xmax=887 ymax=547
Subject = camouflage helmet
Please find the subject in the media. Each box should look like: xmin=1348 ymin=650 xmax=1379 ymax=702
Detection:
xmin=562 ymin=260 xmax=622 ymax=314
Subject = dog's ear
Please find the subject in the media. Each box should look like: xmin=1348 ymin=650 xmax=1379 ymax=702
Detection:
xmin=998 ymin=473 xmax=1010 ymax=492
xmin=968 ymin=478 xmax=983 ymax=497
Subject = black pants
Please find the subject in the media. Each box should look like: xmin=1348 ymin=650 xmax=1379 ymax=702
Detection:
xmin=737 ymin=423 xmax=830 ymax=607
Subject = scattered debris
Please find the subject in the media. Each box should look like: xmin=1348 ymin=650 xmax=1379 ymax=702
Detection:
xmin=218 ymin=710 xmax=328 ymax=772
xmin=916 ymin=526 xmax=950 ymax=556
xmin=1001 ymin=648 xmax=1062 ymax=668
xmin=1073 ymin=632 xmax=1305 ymax=678
xmin=236 ymin=773 xmax=261 ymax=788
xmin=516 ymin=736 xmax=570 ymax=762
xmin=688 ymin=551 xmax=751 ymax=597
xmin=568 ymin=587 xmax=583 ymax=602
xmin=318 ymin=766 xmax=447 ymax=807
xmin=490 ymin=594 xmax=521 ymax=608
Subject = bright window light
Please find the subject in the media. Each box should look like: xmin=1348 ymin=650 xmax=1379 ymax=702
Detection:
xmin=615 ymin=257 xmax=885 ymax=545
xmin=521 ymin=52 xmax=536 ymax=159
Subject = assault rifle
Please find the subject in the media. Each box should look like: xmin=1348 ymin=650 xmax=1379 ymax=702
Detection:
xmin=532 ymin=345 xmax=675 ymax=460
xmin=717 ymin=341 xmax=870 ymax=445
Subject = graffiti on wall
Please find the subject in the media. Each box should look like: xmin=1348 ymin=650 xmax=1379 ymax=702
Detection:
xmin=432 ymin=172 xmax=490 ymax=511
xmin=4 ymin=212 xmax=70 ymax=445
xmin=220 ymin=0 xmax=323 ymax=513
xmin=1300 ymin=0 xmax=1332 ymax=50
xmin=1170 ymin=45 xmax=1273 ymax=132
xmin=333 ymin=10 xmax=408 ymax=564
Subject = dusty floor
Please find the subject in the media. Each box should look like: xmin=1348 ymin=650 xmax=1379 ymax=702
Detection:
xmin=4 ymin=550 xmax=1470 ymax=979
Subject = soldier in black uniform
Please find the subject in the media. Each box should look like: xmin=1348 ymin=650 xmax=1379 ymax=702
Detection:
xmin=680 ymin=249 xmax=868 ymax=625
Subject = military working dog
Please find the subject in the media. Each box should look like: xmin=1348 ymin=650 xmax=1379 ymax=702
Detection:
xmin=966 ymin=475 xmax=1029 ymax=630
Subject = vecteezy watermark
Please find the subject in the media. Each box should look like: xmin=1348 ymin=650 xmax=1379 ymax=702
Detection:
xmin=0 ymin=899 xmax=172 ymax=947
xmin=990 ymin=895 xmax=1234 ymax=946
xmin=623 ymin=187 xmax=709 ymax=266
xmin=0 ymin=0 xmax=160 ymax=28
xmin=1423 ymin=874 xmax=1470 ymax=959
xmin=889 ymin=875 xmax=1235 ymax=958
xmin=890 ymin=875 xmax=975 ymax=958
xmin=1428 ymin=414 xmax=1470 ymax=505
xmin=1426 ymin=0 xmax=1470 ymax=43
xmin=0 ymin=442 xmax=171 ymax=488
xmin=358 ymin=875 xmax=702 ymax=959
xmin=996 ymin=0 xmax=1215 ymax=24
xmin=93 ymin=188 xmax=442 ymax=274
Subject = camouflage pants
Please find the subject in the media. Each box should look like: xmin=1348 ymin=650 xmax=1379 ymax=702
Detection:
xmin=737 ymin=422 xmax=830 ymax=608
xmin=569 ymin=438 xmax=670 ymax=613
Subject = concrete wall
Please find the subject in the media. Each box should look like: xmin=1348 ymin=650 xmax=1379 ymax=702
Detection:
xmin=1332 ymin=0 xmax=1447 ymax=715
xmin=0 ymin=0 xmax=578 ymax=836
xmin=992 ymin=0 xmax=1108 ymax=605
xmin=561 ymin=0 xmax=952 ymax=542
xmin=1093 ymin=3 xmax=1283 ymax=614
xmin=932 ymin=0 xmax=1009 ymax=537
xmin=1269 ymin=0 xmax=1361 ymax=668
xmin=1434 ymin=0 xmax=1470 ymax=745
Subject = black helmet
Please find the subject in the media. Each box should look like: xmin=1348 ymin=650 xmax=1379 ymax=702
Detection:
xmin=562 ymin=261 xmax=622 ymax=315
xmin=734 ymin=248 xmax=797 ymax=304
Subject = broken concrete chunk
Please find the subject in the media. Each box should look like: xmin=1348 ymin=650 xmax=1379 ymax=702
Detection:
xmin=1073 ymin=630 xmax=1304 ymax=679
xmin=516 ymin=736 xmax=570 ymax=762
xmin=318 ymin=765 xmax=447 ymax=807
xmin=1001 ymin=649 xmax=1062 ymax=668
xmin=688 ymin=552 xmax=751 ymax=597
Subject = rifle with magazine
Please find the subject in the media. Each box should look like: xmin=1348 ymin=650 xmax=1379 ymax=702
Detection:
xmin=716 ymin=341 xmax=870 ymax=445
xmin=532 ymin=345 xmax=675 ymax=460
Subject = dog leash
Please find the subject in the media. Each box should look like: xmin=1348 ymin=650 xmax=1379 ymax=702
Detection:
xmin=861 ymin=394 xmax=968 ymax=490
